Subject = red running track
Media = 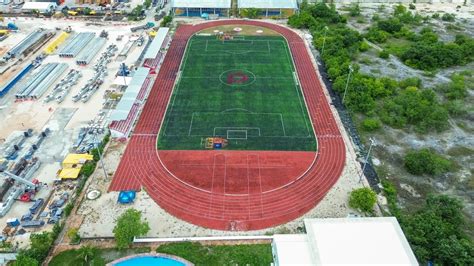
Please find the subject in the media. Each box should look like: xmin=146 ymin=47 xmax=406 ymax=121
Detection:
xmin=109 ymin=20 xmax=346 ymax=231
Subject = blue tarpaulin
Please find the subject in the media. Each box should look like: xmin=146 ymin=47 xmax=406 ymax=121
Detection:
xmin=118 ymin=190 xmax=136 ymax=204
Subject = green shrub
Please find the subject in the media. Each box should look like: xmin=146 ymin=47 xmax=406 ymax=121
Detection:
xmin=349 ymin=187 xmax=377 ymax=214
xmin=359 ymin=41 xmax=370 ymax=52
xmin=348 ymin=3 xmax=361 ymax=17
xmin=409 ymin=3 xmax=416 ymax=10
xmin=64 ymin=202 xmax=74 ymax=217
xmin=362 ymin=118 xmax=381 ymax=131
xmin=67 ymin=228 xmax=80 ymax=244
xmin=378 ymin=50 xmax=389 ymax=59
xmin=432 ymin=13 xmax=440 ymax=19
xmin=80 ymin=161 xmax=96 ymax=178
xmin=441 ymin=13 xmax=456 ymax=22
xmin=404 ymin=148 xmax=452 ymax=175
xmin=160 ymin=15 xmax=173 ymax=27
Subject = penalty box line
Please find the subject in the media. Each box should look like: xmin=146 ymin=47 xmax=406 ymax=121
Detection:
xmin=187 ymin=112 xmax=286 ymax=137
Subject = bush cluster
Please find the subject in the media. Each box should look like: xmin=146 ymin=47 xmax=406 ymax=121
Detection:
xmin=404 ymin=148 xmax=452 ymax=175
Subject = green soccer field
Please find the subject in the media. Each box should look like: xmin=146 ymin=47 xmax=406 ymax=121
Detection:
xmin=158 ymin=33 xmax=317 ymax=151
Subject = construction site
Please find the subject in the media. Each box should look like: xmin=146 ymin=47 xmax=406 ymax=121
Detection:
xmin=0 ymin=14 xmax=169 ymax=251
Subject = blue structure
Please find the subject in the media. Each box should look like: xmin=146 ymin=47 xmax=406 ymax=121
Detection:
xmin=118 ymin=190 xmax=136 ymax=204
xmin=0 ymin=64 xmax=34 ymax=98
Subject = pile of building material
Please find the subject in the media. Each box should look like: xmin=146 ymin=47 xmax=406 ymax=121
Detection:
xmin=44 ymin=69 xmax=82 ymax=103
xmin=74 ymin=111 xmax=108 ymax=153
xmin=72 ymin=44 xmax=117 ymax=103
xmin=15 ymin=63 xmax=68 ymax=99
xmin=76 ymin=37 xmax=107 ymax=65
xmin=4 ymin=29 xmax=50 ymax=60
xmin=117 ymin=36 xmax=138 ymax=60
xmin=58 ymin=32 xmax=95 ymax=58
xmin=43 ymin=31 xmax=70 ymax=55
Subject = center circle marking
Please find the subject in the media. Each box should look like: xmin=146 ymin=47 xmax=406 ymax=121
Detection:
xmin=219 ymin=69 xmax=256 ymax=87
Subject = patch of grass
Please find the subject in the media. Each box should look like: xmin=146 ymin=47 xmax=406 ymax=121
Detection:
xmin=383 ymin=38 xmax=412 ymax=57
xmin=447 ymin=146 xmax=474 ymax=157
xmin=49 ymin=247 xmax=151 ymax=266
xmin=359 ymin=57 xmax=373 ymax=65
xmin=156 ymin=242 xmax=273 ymax=266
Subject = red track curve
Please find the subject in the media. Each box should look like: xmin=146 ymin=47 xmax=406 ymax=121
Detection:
xmin=109 ymin=20 xmax=346 ymax=231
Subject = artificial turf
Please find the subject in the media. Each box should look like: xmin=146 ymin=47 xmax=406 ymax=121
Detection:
xmin=158 ymin=33 xmax=316 ymax=151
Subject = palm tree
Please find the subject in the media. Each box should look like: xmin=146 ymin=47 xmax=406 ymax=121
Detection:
xmin=76 ymin=245 xmax=98 ymax=266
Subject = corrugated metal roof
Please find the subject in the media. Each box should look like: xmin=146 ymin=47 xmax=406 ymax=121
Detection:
xmin=144 ymin=27 xmax=169 ymax=60
xmin=238 ymin=0 xmax=297 ymax=9
xmin=110 ymin=67 xmax=149 ymax=121
xmin=172 ymin=0 xmax=231 ymax=8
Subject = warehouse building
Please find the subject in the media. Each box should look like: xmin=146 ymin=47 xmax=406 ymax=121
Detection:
xmin=171 ymin=0 xmax=231 ymax=17
xmin=21 ymin=2 xmax=58 ymax=14
xmin=238 ymin=0 xmax=298 ymax=18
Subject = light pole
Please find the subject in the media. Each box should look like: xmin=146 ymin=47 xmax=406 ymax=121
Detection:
xmin=359 ymin=138 xmax=375 ymax=183
xmin=93 ymin=132 xmax=108 ymax=180
xmin=342 ymin=64 xmax=354 ymax=104
xmin=321 ymin=26 xmax=329 ymax=56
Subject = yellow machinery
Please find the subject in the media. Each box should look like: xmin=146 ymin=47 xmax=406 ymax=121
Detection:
xmin=67 ymin=11 xmax=78 ymax=16
xmin=44 ymin=32 xmax=69 ymax=54
xmin=149 ymin=30 xmax=157 ymax=37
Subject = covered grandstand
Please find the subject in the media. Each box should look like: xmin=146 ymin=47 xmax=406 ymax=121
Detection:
xmin=109 ymin=67 xmax=150 ymax=138
xmin=172 ymin=0 xmax=231 ymax=17
xmin=238 ymin=0 xmax=298 ymax=18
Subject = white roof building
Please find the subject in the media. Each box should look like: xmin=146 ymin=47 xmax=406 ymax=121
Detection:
xmin=273 ymin=217 xmax=418 ymax=266
xmin=21 ymin=2 xmax=57 ymax=13
xmin=238 ymin=0 xmax=298 ymax=9
xmin=171 ymin=0 xmax=231 ymax=9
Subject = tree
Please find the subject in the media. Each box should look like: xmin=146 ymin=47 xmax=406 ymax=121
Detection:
xmin=404 ymin=149 xmax=452 ymax=175
xmin=144 ymin=0 xmax=152 ymax=9
xmin=83 ymin=7 xmax=92 ymax=15
xmin=113 ymin=208 xmax=150 ymax=249
xmin=401 ymin=195 xmax=474 ymax=265
xmin=12 ymin=252 xmax=39 ymax=266
xmin=25 ymin=232 xmax=53 ymax=262
xmin=160 ymin=15 xmax=173 ymax=27
xmin=240 ymin=8 xmax=260 ymax=19
xmin=76 ymin=245 xmax=98 ymax=265
xmin=349 ymin=187 xmax=377 ymax=214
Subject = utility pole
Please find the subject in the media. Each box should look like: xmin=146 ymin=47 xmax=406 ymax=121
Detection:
xmin=321 ymin=26 xmax=329 ymax=56
xmin=342 ymin=64 xmax=354 ymax=104
xmin=93 ymin=132 xmax=108 ymax=180
xmin=359 ymin=138 xmax=375 ymax=183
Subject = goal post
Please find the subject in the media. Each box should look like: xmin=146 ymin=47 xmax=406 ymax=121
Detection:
xmin=226 ymin=130 xmax=248 ymax=140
